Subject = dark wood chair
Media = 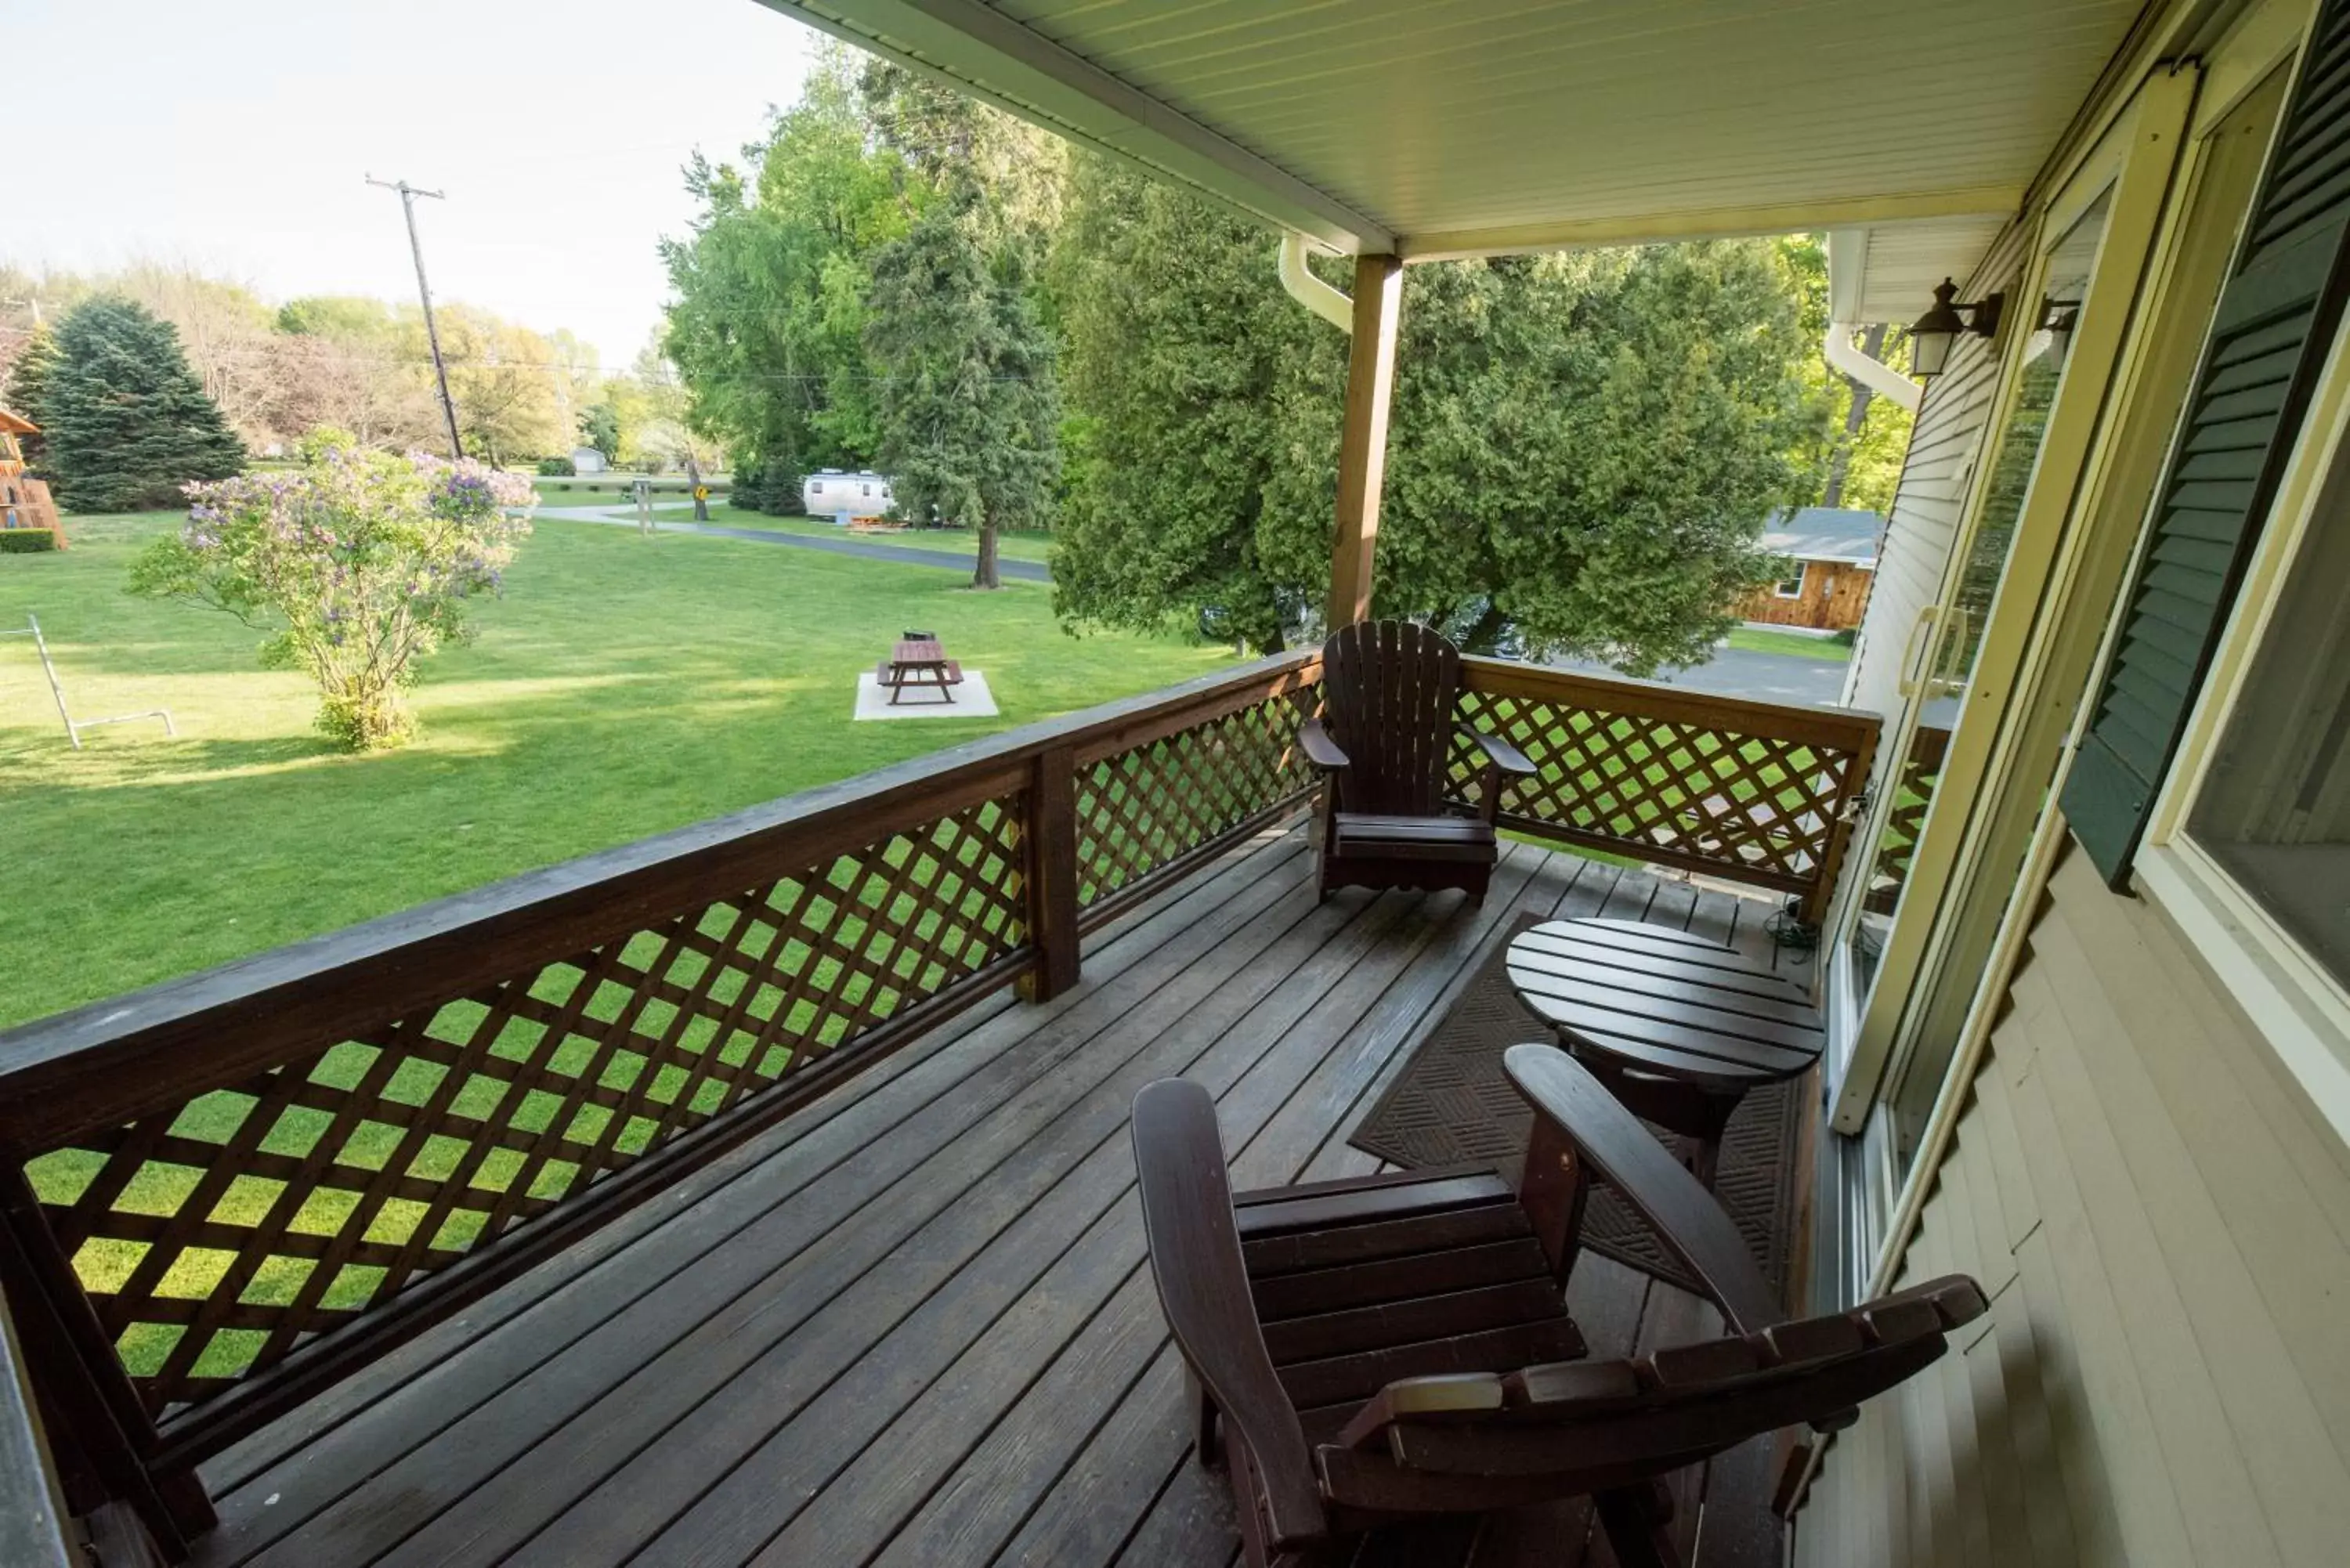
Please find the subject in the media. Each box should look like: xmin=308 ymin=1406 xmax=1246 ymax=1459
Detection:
xmin=1131 ymin=1045 xmax=1987 ymax=1568
xmin=1304 ymin=620 xmax=1535 ymax=902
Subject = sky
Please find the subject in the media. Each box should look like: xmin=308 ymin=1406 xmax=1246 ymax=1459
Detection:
xmin=7 ymin=0 xmax=822 ymax=367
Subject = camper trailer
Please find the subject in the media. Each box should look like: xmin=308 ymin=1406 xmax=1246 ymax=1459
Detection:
xmin=801 ymin=469 xmax=893 ymax=524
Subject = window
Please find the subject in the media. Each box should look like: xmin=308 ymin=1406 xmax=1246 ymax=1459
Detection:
xmin=2188 ymin=473 xmax=2350 ymax=989
xmin=1774 ymin=568 xmax=1807 ymax=600
xmin=862 ymin=483 xmax=872 ymax=497
xmin=811 ymin=482 xmax=825 ymax=494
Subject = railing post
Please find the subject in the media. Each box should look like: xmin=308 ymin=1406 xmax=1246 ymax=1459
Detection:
xmin=0 ymin=1167 xmax=209 ymax=1556
xmin=1801 ymin=717 xmax=1880 ymax=927
xmin=1021 ymin=744 xmax=1083 ymax=1002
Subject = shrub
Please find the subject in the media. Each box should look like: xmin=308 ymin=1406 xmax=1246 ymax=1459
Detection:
xmin=537 ymin=456 xmax=577 ymax=476
xmin=130 ymin=431 xmax=537 ymax=750
xmin=729 ymin=457 xmax=801 ymax=515
xmin=0 ymin=529 xmax=59 ymax=554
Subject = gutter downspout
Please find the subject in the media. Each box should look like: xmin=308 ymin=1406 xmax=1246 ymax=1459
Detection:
xmin=1824 ymin=323 xmax=1922 ymax=413
xmin=1279 ymin=233 xmax=1353 ymax=333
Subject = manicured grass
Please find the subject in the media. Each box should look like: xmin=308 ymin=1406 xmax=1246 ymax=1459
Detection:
xmin=1723 ymin=626 xmax=1853 ymax=663
xmin=722 ymin=510 xmax=1058 ymax=565
xmin=536 ymin=490 xmax=1059 ymax=566
xmin=530 ymin=478 xmax=719 ymax=506
xmin=0 ymin=509 xmax=1237 ymax=1033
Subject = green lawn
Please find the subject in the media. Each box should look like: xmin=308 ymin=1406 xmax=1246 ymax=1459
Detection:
xmin=530 ymin=478 xmax=719 ymax=506
xmin=0 ymin=509 xmax=1235 ymax=1033
xmin=533 ymin=488 xmax=1059 ymax=567
xmin=1723 ymin=626 xmax=1853 ymax=662
xmin=719 ymin=510 xmax=1058 ymax=565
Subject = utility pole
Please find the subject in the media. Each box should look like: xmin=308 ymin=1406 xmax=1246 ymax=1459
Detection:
xmin=367 ymin=175 xmax=464 ymax=459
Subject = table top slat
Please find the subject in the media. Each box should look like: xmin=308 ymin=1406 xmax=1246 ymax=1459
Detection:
xmin=1505 ymin=967 xmax=1824 ymax=1053
xmin=1509 ymin=932 xmax=1810 ymax=1006
xmin=1518 ymin=919 xmax=1809 ymax=991
xmin=1504 ymin=916 xmax=1823 ymax=1095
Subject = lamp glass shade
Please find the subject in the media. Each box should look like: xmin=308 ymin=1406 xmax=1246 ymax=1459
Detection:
xmin=1907 ymin=279 xmax=1969 ymax=379
xmin=1910 ymin=326 xmax=1957 ymax=378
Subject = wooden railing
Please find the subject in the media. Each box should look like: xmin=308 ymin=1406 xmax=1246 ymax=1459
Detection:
xmin=0 ymin=646 xmax=1874 ymax=1552
xmin=0 ymin=652 xmax=1319 ymax=1552
xmin=1451 ymin=658 xmax=1880 ymax=924
xmin=0 ymin=1279 xmax=74 ymax=1568
xmin=1865 ymin=724 xmax=1951 ymax=915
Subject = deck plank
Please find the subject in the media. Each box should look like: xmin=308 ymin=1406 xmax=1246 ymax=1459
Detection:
xmin=387 ymin=873 xmax=1405 ymax=1566
xmin=204 ymin=836 xmax=1320 ymax=1566
xmin=192 ymin=833 xmax=1794 ymax=1568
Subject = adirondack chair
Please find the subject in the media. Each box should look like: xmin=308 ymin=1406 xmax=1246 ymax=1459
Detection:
xmin=1131 ymin=1045 xmax=1987 ymax=1568
xmin=1303 ymin=621 xmax=1536 ymax=902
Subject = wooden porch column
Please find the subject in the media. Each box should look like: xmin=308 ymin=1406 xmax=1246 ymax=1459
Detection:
xmin=1325 ymin=253 xmax=1404 ymax=631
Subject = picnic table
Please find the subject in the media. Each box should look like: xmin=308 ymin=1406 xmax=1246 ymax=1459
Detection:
xmin=876 ymin=635 xmax=964 ymax=706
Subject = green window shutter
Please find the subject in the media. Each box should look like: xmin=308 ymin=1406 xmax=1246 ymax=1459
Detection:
xmin=2064 ymin=2 xmax=2350 ymax=885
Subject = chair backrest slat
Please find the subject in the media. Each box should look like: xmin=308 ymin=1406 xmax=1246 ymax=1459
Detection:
xmin=1322 ymin=620 xmax=1460 ymax=817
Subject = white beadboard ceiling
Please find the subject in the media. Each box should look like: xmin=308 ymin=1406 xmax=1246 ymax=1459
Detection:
xmin=758 ymin=0 xmax=2155 ymax=312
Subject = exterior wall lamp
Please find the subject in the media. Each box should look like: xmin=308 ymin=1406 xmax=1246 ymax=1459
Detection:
xmin=1907 ymin=277 xmax=2005 ymax=378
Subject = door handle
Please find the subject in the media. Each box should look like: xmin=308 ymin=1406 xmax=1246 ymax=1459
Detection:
xmin=1896 ymin=605 xmax=1943 ymax=699
xmin=1926 ymin=608 xmax=1972 ymax=700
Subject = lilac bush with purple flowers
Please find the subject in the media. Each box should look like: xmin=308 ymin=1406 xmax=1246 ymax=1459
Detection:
xmin=131 ymin=429 xmax=536 ymax=748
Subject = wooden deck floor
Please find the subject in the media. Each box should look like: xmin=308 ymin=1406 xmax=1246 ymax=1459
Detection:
xmin=187 ymin=826 xmax=1815 ymax=1568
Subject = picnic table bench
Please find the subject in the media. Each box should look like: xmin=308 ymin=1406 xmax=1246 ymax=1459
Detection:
xmin=877 ymin=634 xmax=964 ymax=706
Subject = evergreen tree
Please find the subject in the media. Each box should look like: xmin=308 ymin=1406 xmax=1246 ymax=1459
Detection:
xmin=1048 ymin=156 xmax=1331 ymax=650
xmin=41 ymin=296 xmax=244 ymax=511
xmin=1 ymin=326 xmax=60 ymax=468
xmin=864 ymin=191 xmax=1059 ymax=589
xmin=1053 ymin=159 xmax=1830 ymax=672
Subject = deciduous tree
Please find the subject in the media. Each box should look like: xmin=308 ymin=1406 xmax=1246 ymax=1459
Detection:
xmin=1 ymin=325 xmax=59 ymax=465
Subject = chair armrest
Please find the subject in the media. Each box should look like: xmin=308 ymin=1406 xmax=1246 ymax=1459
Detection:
xmin=1503 ymin=1045 xmax=1783 ymax=1335
xmin=1459 ymin=726 xmax=1537 ymax=777
xmin=1299 ymin=717 xmax=1350 ymax=771
xmin=1131 ymin=1080 xmax=1328 ymax=1549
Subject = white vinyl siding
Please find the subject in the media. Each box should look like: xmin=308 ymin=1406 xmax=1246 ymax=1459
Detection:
xmin=1841 ymin=220 xmax=2032 ymax=730
xmin=1794 ymin=843 xmax=2350 ymax=1567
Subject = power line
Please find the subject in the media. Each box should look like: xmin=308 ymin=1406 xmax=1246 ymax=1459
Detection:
xmin=367 ymin=176 xmax=465 ymax=459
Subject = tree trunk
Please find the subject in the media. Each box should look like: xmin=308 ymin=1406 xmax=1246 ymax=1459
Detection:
xmin=686 ymin=453 xmax=709 ymax=522
xmin=973 ymin=522 xmax=1001 ymax=590
xmin=1820 ymin=323 xmax=1886 ymax=510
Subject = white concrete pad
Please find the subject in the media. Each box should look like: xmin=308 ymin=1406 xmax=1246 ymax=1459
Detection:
xmin=853 ymin=669 xmax=998 ymax=720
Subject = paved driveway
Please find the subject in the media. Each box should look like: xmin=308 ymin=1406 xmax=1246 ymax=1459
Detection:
xmin=1550 ymin=644 xmax=1849 ymax=706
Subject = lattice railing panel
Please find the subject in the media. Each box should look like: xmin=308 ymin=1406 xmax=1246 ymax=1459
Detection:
xmin=1449 ymin=689 xmax=1869 ymax=891
xmin=21 ymin=793 xmax=1028 ymax=1418
xmin=1076 ymin=690 xmax=1314 ymax=906
xmin=1866 ymin=724 xmax=1952 ymax=914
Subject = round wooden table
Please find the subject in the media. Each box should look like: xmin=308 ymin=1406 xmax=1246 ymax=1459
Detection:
xmin=1503 ymin=916 xmax=1824 ymax=1188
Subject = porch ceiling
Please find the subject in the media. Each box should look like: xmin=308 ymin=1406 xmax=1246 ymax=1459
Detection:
xmin=758 ymin=0 xmax=2152 ymax=287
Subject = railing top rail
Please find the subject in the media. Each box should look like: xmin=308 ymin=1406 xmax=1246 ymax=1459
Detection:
xmin=1459 ymin=654 xmax=1882 ymax=747
xmin=0 ymin=650 xmax=1317 ymax=1146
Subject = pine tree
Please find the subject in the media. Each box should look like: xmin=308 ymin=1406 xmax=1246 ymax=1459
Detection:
xmin=864 ymin=193 xmax=1058 ymax=589
xmin=41 ymin=296 xmax=244 ymax=512
xmin=0 ymin=326 xmax=60 ymax=468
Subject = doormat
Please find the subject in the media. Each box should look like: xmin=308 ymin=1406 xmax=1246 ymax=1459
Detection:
xmin=1348 ymin=915 xmax=1802 ymax=1300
